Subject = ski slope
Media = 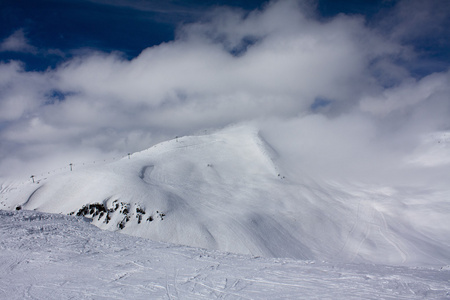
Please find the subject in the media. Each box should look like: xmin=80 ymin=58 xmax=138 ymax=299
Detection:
xmin=1 ymin=209 xmax=449 ymax=299
xmin=1 ymin=125 xmax=450 ymax=266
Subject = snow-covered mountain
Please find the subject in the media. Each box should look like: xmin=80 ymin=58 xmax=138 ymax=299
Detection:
xmin=1 ymin=125 xmax=450 ymax=266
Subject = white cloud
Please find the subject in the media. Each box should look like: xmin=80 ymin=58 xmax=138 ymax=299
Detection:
xmin=0 ymin=29 xmax=37 ymax=54
xmin=0 ymin=61 xmax=50 ymax=121
xmin=381 ymin=0 xmax=450 ymax=42
xmin=360 ymin=71 xmax=450 ymax=116
xmin=0 ymin=0 xmax=449 ymax=186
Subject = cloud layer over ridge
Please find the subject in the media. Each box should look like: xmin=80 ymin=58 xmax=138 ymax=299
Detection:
xmin=1 ymin=0 xmax=450 ymax=185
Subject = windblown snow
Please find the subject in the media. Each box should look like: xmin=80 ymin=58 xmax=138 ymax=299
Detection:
xmin=1 ymin=125 xmax=450 ymax=298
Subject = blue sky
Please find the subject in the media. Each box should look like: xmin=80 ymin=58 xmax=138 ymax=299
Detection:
xmin=1 ymin=0 xmax=450 ymax=181
xmin=3 ymin=0 xmax=448 ymax=74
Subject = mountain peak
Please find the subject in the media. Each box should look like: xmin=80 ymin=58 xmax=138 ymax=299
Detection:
xmin=1 ymin=125 xmax=450 ymax=265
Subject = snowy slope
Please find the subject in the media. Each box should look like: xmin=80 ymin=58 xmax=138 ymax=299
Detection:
xmin=1 ymin=210 xmax=449 ymax=300
xmin=1 ymin=125 xmax=450 ymax=266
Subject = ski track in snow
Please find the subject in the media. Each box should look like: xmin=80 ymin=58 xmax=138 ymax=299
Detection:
xmin=1 ymin=210 xmax=450 ymax=300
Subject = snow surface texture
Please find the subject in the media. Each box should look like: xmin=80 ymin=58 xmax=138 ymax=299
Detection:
xmin=1 ymin=125 xmax=450 ymax=267
xmin=1 ymin=209 xmax=449 ymax=299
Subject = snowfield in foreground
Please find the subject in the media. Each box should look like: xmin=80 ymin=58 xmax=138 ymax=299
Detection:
xmin=1 ymin=210 xmax=449 ymax=300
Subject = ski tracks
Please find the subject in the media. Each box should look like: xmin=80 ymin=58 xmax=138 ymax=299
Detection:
xmin=375 ymin=211 xmax=408 ymax=264
xmin=336 ymin=198 xmax=408 ymax=264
